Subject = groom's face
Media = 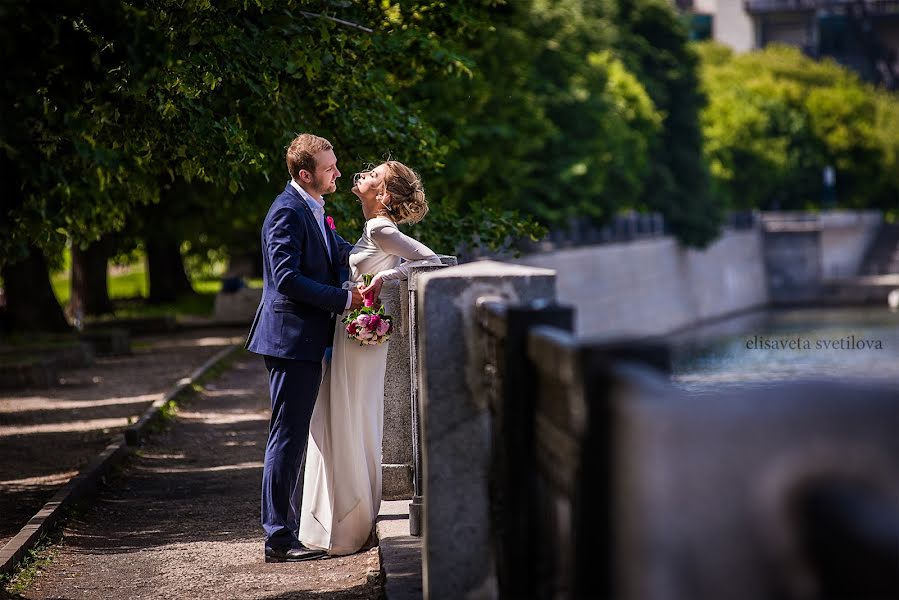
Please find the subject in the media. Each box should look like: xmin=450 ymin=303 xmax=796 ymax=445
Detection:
xmin=308 ymin=149 xmax=340 ymax=197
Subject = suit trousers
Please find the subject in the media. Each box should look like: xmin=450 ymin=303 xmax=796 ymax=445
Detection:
xmin=261 ymin=355 xmax=323 ymax=546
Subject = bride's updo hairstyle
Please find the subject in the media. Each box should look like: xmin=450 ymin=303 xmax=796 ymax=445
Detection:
xmin=379 ymin=161 xmax=429 ymax=225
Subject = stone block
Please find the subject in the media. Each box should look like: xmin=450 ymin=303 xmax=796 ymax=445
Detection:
xmin=382 ymin=281 xmax=412 ymax=485
xmin=382 ymin=464 xmax=414 ymax=501
xmin=381 ymin=255 xmax=457 ymax=500
xmin=79 ymin=328 xmax=131 ymax=356
xmin=416 ymin=260 xmax=556 ymax=600
xmin=213 ymin=287 xmax=263 ymax=323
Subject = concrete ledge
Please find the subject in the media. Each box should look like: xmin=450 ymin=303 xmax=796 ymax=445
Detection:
xmin=212 ymin=287 xmax=263 ymax=323
xmin=0 ymin=439 xmax=128 ymax=576
xmin=84 ymin=316 xmax=176 ymax=335
xmin=0 ymin=357 xmax=58 ymax=389
xmin=79 ymin=328 xmax=130 ymax=356
xmin=377 ymin=500 xmax=422 ymax=600
xmin=125 ymin=344 xmax=242 ymax=446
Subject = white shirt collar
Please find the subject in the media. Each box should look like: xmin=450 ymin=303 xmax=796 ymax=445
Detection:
xmin=289 ymin=179 xmax=325 ymax=211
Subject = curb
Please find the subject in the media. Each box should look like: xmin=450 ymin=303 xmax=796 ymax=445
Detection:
xmin=376 ymin=500 xmax=422 ymax=600
xmin=0 ymin=341 xmax=244 ymax=578
xmin=0 ymin=439 xmax=127 ymax=576
xmin=125 ymin=343 xmax=242 ymax=446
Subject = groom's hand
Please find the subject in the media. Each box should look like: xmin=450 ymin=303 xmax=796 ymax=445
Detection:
xmin=348 ymin=287 xmax=366 ymax=310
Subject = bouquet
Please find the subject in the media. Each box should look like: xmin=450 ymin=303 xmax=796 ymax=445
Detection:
xmin=342 ymin=273 xmax=394 ymax=346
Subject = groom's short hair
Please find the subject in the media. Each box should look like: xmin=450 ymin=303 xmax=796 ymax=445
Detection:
xmin=286 ymin=134 xmax=333 ymax=181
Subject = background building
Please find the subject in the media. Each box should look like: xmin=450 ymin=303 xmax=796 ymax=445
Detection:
xmin=678 ymin=0 xmax=899 ymax=88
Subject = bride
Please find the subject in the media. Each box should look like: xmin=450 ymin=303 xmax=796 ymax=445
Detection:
xmin=298 ymin=160 xmax=440 ymax=555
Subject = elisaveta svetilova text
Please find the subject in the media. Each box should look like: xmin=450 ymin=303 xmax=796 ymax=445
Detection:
xmin=745 ymin=335 xmax=884 ymax=350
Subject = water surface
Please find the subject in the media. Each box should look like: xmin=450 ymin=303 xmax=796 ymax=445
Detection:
xmin=668 ymin=307 xmax=899 ymax=393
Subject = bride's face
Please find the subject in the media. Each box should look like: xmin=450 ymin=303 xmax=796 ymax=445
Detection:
xmin=352 ymin=163 xmax=390 ymax=211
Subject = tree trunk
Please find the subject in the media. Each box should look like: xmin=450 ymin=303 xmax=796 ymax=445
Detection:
xmin=1 ymin=246 xmax=71 ymax=333
xmin=145 ymin=238 xmax=194 ymax=304
xmin=70 ymin=237 xmax=114 ymax=317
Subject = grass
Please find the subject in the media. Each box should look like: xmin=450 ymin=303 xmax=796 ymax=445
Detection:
xmin=158 ymin=398 xmax=180 ymax=422
xmin=50 ymin=260 xmax=261 ymax=321
xmin=0 ymin=532 xmax=61 ymax=593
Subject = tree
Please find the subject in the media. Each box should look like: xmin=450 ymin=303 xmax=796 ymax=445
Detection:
xmin=2 ymin=1 xmax=523 ymax=330
xmin=525 ymin=0 xmax=663 ymax=226
xmin=405 ymin=0 xmax=718 ymax=249
xmin=696 ymin=42 xmax=897 ymax=213
xmin=615 ymin=0 xmax=721 ymax=247
xmin=70 ymin=236 xmax=115 ymax=318
xmin=1 ymin=0 xmax=146 ymax=331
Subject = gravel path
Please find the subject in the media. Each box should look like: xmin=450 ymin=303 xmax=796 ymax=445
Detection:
xmin=0 ymin=328 xmax=246 ymax=550
xmin=5 ymin=353 xmax=382 ymax=600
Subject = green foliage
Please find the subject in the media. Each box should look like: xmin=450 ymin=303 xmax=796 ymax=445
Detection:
xmin=696 ymin=42 xmax=898 ymax=212
xmin=614 ymin=0 xmax=721 ymax=247
xmin=403 ymin=0 xmax=718 ymax=248
xmin=2 ymin=1 xmax=522 ymax=267
xmin=3 ymin=0 xmax=727 ymax=287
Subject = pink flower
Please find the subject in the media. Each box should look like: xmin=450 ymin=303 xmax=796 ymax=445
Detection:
xmin=326 ymin=215 xmax=336 ymax=231
xmin=368 ymin=315 xmax=381 ymax=331
xmin=346 ymin=322 xmax=357 ymax=335
xmin=377 ymin=320 xmax=390 ymax=336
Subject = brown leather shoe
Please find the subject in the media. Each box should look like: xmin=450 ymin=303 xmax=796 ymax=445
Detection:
xmin=264 ymin=543 xmax=326 ymax=563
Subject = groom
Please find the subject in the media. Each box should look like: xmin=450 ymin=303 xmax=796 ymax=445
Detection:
xmin=246 ymin=133 xmax=365 ymax=562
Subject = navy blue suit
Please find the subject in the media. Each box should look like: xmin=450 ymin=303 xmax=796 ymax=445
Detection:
xmin=245 ymin=182 xmax=353 ymax=547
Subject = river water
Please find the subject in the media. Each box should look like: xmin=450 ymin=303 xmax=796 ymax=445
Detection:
xmin=668 ymin=306 xmax=899 ymax=393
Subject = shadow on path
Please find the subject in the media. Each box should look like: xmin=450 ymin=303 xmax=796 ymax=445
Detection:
xmin=10 ymin=356 xmax=382 ymax=600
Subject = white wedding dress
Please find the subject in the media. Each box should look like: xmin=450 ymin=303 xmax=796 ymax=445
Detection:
xmin=298 ymin=216 xmax=439 ymax=555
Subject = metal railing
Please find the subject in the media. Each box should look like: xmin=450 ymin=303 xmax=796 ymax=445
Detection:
xmin=471 ymin=298 xmax=899 ymax=599
xmin=745 ymin=0 xmax=899 ymax=13
xmin=477 ymin=300 xmax=574 ymax=599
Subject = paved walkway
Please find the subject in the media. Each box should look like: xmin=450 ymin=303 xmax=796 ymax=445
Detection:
xmin=3 ymin=354 xmax=383 ymax=599
xmin=0 ymin=327 xmax=246 ymax=551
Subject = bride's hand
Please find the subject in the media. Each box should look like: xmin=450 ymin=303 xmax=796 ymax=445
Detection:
xmin=360 ymin=274 xmax=384 ymax=305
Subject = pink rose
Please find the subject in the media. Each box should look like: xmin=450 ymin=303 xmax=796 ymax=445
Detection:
xmin=326 ymin=215 xmax=336 ymax=231
xmin=377 ymin=320 xmax=390 ymax=336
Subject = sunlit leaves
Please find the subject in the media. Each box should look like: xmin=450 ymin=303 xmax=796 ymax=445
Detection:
xmin=696 ymin=41 xmax=897 ymax=212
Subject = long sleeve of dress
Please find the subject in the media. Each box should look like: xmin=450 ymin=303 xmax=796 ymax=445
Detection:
xmin=369 ymin=221 xmax=441 ymax=281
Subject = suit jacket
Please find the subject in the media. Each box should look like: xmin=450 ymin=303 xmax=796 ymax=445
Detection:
xmin=245 ymin=183 xmax=354 ymax=361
